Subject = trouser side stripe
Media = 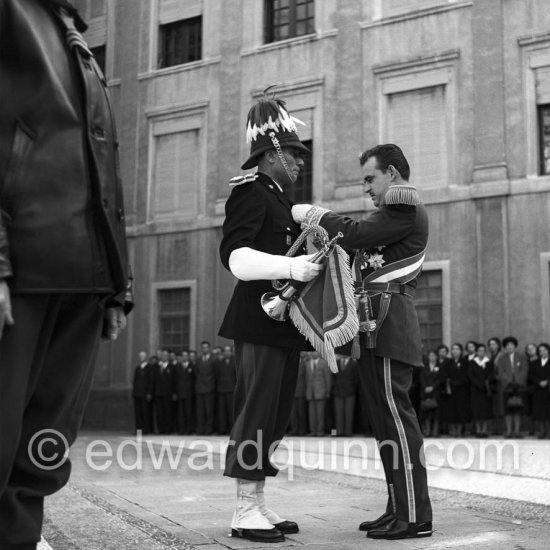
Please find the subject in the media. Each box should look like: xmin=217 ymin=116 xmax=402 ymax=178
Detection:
xmin=383 ymin=357 xmax=416 ymax=523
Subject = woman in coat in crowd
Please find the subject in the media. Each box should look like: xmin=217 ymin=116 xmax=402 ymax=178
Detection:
xmin=436 ymin=344 xmax=452 ymax=433
xmin=487 ymin=337 xmax=503 ymax=433
xmin=529 ymin=343 xmax=550 ymax=438
xmin=468 ymin=343 xmax=494 ymax=437
xmin=420 ymin=350 xmax=443 ymax=437
xmin=495 ymin=336 xmax=529 ymax=438
xmin=524 ymin=342 xmax=539 ymax=423
xmin=445 ymin=343 xmax=471 ymax=436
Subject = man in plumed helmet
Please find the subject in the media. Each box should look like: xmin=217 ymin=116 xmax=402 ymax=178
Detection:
xmin=218 ymin=89 xmax=322 ymax=543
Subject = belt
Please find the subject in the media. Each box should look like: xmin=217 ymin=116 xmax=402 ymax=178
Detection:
xmin=354 ymin=281 xmax=415 ymax=298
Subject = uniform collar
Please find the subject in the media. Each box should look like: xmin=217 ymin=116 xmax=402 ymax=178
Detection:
xmin=257 ymin=172 xmax=293 ymax=209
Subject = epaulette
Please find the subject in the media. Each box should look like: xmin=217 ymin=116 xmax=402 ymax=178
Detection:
xmin=229 ymin=173 xmax=259 ymax=187
xmin=385 ymin=185 xmax=421 ymax=206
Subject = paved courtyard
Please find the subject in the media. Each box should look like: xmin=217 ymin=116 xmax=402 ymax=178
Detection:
xmin=41 ymin=433 xmax=550 ymax=549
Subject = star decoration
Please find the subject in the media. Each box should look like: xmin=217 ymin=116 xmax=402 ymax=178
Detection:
xmin=367 ymin=252 xmax=385 ymax=270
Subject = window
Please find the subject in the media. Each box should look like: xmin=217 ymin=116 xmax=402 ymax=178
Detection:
xmin=158 ymin=288 xmax=191 ymax=351
xmin=283 ymin=139 xmax=313 ymax=203
xmin=159 ymin=16 xmax=202 ymax=69
xmin=415 ymin=270 xmax=443 ymax=352
xmin=264 ymin=0 xmax=315 ymax=44
xmin=153 ymin=128 xmax=200 ymax=218
xmin=387 ymin=85 xmax=447 ymax=188
xmin=538 ymin=104 xmax=550 ymax=175
xmin=91 ymin=45 xmax=106 ymax=75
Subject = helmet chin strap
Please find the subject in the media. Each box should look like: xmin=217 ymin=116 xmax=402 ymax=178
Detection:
xmin=269 ymin=131 xmax=295 ymax=185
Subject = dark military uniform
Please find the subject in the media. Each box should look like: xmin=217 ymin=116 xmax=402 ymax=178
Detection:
xmin=315 ymin=190 xmax=432 ymax=525
xmin=219 ymin=172 xmax=309 ymax=480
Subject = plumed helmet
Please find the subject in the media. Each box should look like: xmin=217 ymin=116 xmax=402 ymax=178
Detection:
xmin=241 ymin=86 xmax=310 ymax=170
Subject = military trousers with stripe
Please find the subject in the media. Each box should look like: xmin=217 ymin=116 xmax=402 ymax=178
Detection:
xmin=358 ymin=353 xmax=432 ymax=524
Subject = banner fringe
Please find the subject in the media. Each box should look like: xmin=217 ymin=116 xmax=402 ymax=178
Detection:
xmin=323 ymin=246 xmax=359 ymax=349
xmin=290 ymin=245 xmax=358 ymax=374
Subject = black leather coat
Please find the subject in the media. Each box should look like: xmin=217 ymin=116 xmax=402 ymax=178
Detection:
xmin=0 ymin=0 xmax=130 ymax=304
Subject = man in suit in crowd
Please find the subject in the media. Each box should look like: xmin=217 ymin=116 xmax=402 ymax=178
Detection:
xmin=288 ymin=353 xmax=308 ymax=436
xmin=194 ymin=340 xmax=217 ymax=435
xmin=0 ymin=1 xmax=132 ymax=546
xmin=293 ymin=144 xmax=433 ymax=540
xmin=154 ymin=349 xmax=176 ymax=434
xmin=216 ymin=345 xmax=237 ymax=435
xmin=175 ymin=349 xmax=195 ymax=434
xmin=333 ymin=355 xmax=359 ymax=436
xmin=218 ymin=91 xmax=321 ymax=543
xmin=169 ymin=350 xmax=182 ymax=432
xmin=305 ymin=352 xmax=332 ymax=436
xmin=132 ymin=351 xmax=154 ymax=434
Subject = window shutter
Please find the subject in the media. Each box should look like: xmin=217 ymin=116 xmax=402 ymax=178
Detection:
xmin=154 ymin=130 xmax=199 ymax=218
xmin=159 ymin=0 xmax=203 ymax=24
xmin=387 ymin=85 xmax=447 ymax=187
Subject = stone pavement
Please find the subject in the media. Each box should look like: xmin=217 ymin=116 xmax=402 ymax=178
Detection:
xmin=41 ymin=432 xmax=550 ymax=549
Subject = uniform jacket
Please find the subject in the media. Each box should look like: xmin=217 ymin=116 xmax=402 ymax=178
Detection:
xmin=175 ymin=361 xmax=195 ymax=399
xmin=215 ymin=357 xmax=237 ymax=393
xmin=218 ymin=172 xmax=309 ymax=349
xmin=132 ymin=362 xmax=154 ymax=398
xmin=0 ymin=0 xmax=130 ymax=304
xmin=495 ymin=352 xmax=528 ymax=391
xmin=194 ymin=353 xmax=216 ymax=394
xmin=319 ymin=193 xmax=428 ymax=367
xmin=332 ymin=357 xmax=359 ymax=397
xmin=154 ymin=362 xmax=175 ymax=397
xmin=305 ymin=357 xmax=332 ymax=401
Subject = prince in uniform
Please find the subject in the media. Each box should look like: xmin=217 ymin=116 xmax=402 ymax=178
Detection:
xmin=293 ymin=144 xmax=433 ymax=540
xmin=219 ymin=92 xmax=322 ymax=543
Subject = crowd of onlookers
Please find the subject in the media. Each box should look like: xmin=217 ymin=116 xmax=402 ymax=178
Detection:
xmin=131 ymin=341 xmax=236 ymax=436
xmin=415 ymin=337 xmax=550 ymax=439
xmin=132 ymin=336 xmax=550 ymax=440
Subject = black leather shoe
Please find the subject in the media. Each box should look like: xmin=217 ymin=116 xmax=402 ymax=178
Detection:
xmin=274 ymin=520 xmax=299 ymax=534
xmin=367 ymin=518 xmax=433 ymax=539
xmin=358 ymin=511 xmax=395 ymax=531
xmin=231 ymin=527 xmax=285 ymax=543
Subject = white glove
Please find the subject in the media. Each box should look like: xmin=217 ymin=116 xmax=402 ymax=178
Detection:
xmin=289 ymin=254 xmax=324 ymax=282
xmin=291 ymin=204 xmax=313 ymax=223
xmin=229 ymin=248 xmax=323 ymax=282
